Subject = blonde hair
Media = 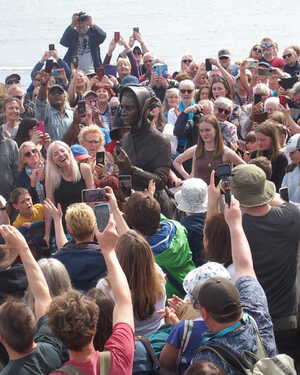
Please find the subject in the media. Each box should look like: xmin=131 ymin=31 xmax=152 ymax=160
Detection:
xmin=78 ymin=125 xmax=105 ymax=147
xmin=65 ymin=203 xmax=96 ymax=241
xmin=18 ymin=141 xmax=42 ymax=171
xmin=46 ymin=141 xmax=81 ymax=195
xmin=162 ymin=88 xmax=180 ymax=114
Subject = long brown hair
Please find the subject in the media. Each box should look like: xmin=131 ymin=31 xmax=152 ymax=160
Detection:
xmin=195 ymin=115 xmax=224 ymax=159
xmin=255 ymin=121 xmax=281 ymax=161
xmin=116 ymin=230 xmax=164 ymax=320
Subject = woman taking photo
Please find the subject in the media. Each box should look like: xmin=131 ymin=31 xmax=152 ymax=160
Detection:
xmin=97 ymin=230 xmax=166 ymax=336
xmin=252 ymin=122 xmax=288 ymax=190
xmin=45 ymin=140 xmax=94 ymax=214
xmin=16 ymin=141 xmax=45 ymax=204
xmin=173 ymin=115 xmax=244 ymax=184
xmin=68 ymin=69 xmax=90 ymax=107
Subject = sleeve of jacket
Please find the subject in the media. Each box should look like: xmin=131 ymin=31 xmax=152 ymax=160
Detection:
xmin=60 ymin=25 xmax=78 ymax=47
xmin=127 ymin=51 xmax=140 ymax=78
xmin=31 ymin=62 xmax=44 ymax=80
xmin=90 ymin=25 xmax=106 ymax=45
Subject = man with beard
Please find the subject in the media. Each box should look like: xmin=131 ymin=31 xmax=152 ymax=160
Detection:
xmin=60 ymin=12 xmax=106 ymax=74
xmin=35 ymin=71 xmax=73 ymax=141
xmin=260 ymin=37 xmax=285 ymax=70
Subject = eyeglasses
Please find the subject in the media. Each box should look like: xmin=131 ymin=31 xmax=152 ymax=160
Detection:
xmin=261 ymin=43 xmax=273 ymax=49
xmin=180 ymin=89 xmax=193 ymax=94
xmin=253 ymin=48 xmax=262 ymax=53
xmin=217 ymin=107 xmax=231 ymax=116
xmin=6 ymin=80 xmax=19 ymax=85
xmin=283 ymin=53 xmax=292 ymax=59
xmin=24 ymin=149 xmax=38 ymax=158
xmin=182 ymin=59 xmax=192 ymax=63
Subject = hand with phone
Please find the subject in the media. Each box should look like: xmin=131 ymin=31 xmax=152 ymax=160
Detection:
xmin=94 ymin=203 xmax=110 ymax=232
xmin=95 ymin=214 xmax=119 ymax=252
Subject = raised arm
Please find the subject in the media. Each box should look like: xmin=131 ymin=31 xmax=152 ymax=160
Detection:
xmin=44 ymin=199 xmax=68 ymax=249
xmin=104 ymin=186 xmax=129 ymax=236
xmin=0 ymin=225 xmax=51 ymax=320
xmin=95 ymin=219 xmax=134 ymax=329
xmin=223 ymin=197 xmax=256 ymax=279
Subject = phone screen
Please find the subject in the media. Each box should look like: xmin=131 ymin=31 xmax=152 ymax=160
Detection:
xmin=77 ymin=100 xmax=86 ymax=116
xmin=94 ymin=203 xmax=110 ymax=232
xmin=36 ymin=121 xmax=45 ymax=133
xmin=133 ymin=27 xmax=139 ymax=33
xmin=215 ymin=164 xmax=232 ymax=180
xmin=45 ymin=59 xmax=54 ymax=74
xmin=96 ymin=152 xmax=105 ymax=165
xmin=279 ymin=187 xmax=289 ymax=202
xmin=49 ymin=44 xmax=55 ymax=51
xmin=205 ymin=58 xmax=212 ymax=72
xmin=82 ymin=189 xmax=108 ymax=203
xmin=119 ymin=175 xmax=132 ymax=198
xmin=279 ymin=95 xmax=286 ymax=107
xmin=254 ymin=94 xmax=262 ymax=105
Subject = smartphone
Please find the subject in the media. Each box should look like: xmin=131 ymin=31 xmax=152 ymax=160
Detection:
xmin=96 ymin=65 xmax=105 ymax=80
xmin=254 ymin=93 xmax=262 ymax=105
xmin=94 ymin=203 xmax=110 ymax=232
xmin=246 ymin=58 xmax=258 ymax=68
xmin=153 ymin=64 xmax=168 ymax=76
xmin=278 ymin=76 xmax=298 ymax=90
xmin=205 ymin=58 xmax=212 ymax=72
xmin=77 ymin=100 xmax=86 ymax=116
xmin=133 ymin=27 xmax=139 ymax=33
xmin=119 ymin=175 xmax=132 ymax=198
xmin=82 ymin=188 xmax=108 ymax=203
xmin=49 ymin=44 xmax=55 ymax=51
xmin=96 ymin=151 xmax=105 ymax=165
xmin=52 ymin=69 xmax=61 ymax=77
xmin=72 ymin=56 xmax=79 ymax=69
xmin=279 ymin=95 xmax=286 ymax=107
xmin=45 ymin=59 xmax=54 ymax=74
xmin=279 ymin=187 xmax=289 ymax=202
xmin=114 ymin=32 xmax=120 ymax=43
xmin=36 ymin=121 xmax=45 ymax=133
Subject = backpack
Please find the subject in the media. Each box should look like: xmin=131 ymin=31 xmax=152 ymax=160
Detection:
xmin=197 ymin=315 xmax=297 ymax=375
xmin=176 ymin=319 xmax=194 ymax=371
xmin=56 ymin=351 xmax=111 ymax=375
xmin=133 ymin=324 xmax=173 ymax=375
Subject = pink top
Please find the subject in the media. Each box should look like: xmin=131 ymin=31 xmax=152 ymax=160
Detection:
xmin=51 ymin=323 xmax=134 ymax=375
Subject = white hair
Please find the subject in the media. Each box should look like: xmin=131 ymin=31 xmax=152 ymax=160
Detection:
xmin=214 ymin=97 xmax=233 ymax=112
xmin=179 ymin=79 xmax=195 ymax=90
xmin=253 ymin=83 xmax=271 ymax=96
xmin=46 ymin=141 xmax=81 ymax=196
xmin=264 ymin=97 xmax=280 ymax=112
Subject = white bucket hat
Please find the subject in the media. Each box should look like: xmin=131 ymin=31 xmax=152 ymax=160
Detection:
xmin=175 ymin=178 xmax=208 ymax=214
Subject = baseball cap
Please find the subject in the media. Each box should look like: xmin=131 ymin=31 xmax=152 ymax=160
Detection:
xmin=48 ymin=84 xmax=65 ymax=94
xmin=71 ymin=144 xmax=91 ymax=161
xmin=280 ymin=134 xmax=300 ymax=154
xmin=231 ymin=164 xmax=276 ymax=208
xmin=218 ymin=49 xmax=231 ymax=58
xmin=193 ymin=277 xmax=242 ymax=322
xmin=5 ymin=74 xmax=21 ymax=85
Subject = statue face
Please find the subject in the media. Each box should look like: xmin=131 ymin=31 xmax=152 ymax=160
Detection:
xmin=120 ymin=91 xmax=139 ymax=128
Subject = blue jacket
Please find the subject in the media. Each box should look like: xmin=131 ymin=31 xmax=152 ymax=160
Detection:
xmin=52 ymin=242 xmax=107 ymax=291
xmin=60 ymin=25 xmax=106 ymax=71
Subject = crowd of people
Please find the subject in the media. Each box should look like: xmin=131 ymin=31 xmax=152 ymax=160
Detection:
xmin=0 ymin=10 xmax=300 ymax=375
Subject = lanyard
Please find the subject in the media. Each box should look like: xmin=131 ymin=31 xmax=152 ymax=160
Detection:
xmin=201 ymin=312 xmax=249 ymax=344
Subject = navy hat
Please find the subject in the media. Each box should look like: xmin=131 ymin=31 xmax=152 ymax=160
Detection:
xmin=5 ymin=73 xmax=21 ymax=84
xmin=218 ymin=49 xmax=230 ymax=58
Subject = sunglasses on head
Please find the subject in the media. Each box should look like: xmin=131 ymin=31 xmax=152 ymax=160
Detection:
xmin=180 ymin=89 xmax=193 ymax=94
xmin=253 ymin=47 xmax=262 ymax=53
xmin=182 ymin=59 xmax=192 ymax=63
xmin=283 ymin=53 xmax=292 ymax=59
xmin=24 ymin=149 xmax=38 ymax=158
xmin=217 ymin=107 xmax=231 ymax=116
xmin=261 ymin=43 xmax=273 ymax=49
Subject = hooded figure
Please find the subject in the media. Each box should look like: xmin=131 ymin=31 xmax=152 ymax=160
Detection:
xmin=114 ymin=86 xmax=171 ymax=191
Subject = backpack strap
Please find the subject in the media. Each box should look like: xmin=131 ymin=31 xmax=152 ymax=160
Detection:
xmin=247 ymin=314 xmax=267 ymax=359
xmin=176 ymin=320 xmax=194 ymax=369
xmin=136 ymin=336 xmax=160 ymax=371
xmin=99 ymin=351 xmax=111 ymax=375
xmin=55 ymin=365 xmax=87 ymax=375
xmin=197 ymin=345 xmax=250 ymax=375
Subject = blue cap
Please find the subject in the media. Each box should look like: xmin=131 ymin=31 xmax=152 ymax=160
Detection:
xmin=71 ymin=144 xmax=91 ymax=160
xmin=120 ymin=75 xmax=140 ymax=87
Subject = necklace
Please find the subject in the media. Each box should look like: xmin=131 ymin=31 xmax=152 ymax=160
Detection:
xmin=206 ymin=149 xmax=216 ymax=169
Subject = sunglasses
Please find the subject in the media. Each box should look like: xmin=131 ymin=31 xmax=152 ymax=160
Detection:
xmin=6 ymin=80 xmax=19 ymax=85
xmin=253 ymin=47 xmax=262 ymax=53
xmin=219 ymin=56 xmax=229 ymax=60
xmin=261 ymin=43 xmax=273 ymax=49
xmin=180 ymin=89 xmax=193 ymax=94
xmin=24 ymin=149 xmax=38 ymax=158
xmin=217 ymin=107 xmax=231 ymax=116
xmin=283 ymin=53 xmax=292 ymax=59
xmin=182 ymin=59 xmax=192 ymax=63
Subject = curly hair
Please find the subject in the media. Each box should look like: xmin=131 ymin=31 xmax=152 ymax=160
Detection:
xmin=48 ymin=290 xmax=99 ymax=351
